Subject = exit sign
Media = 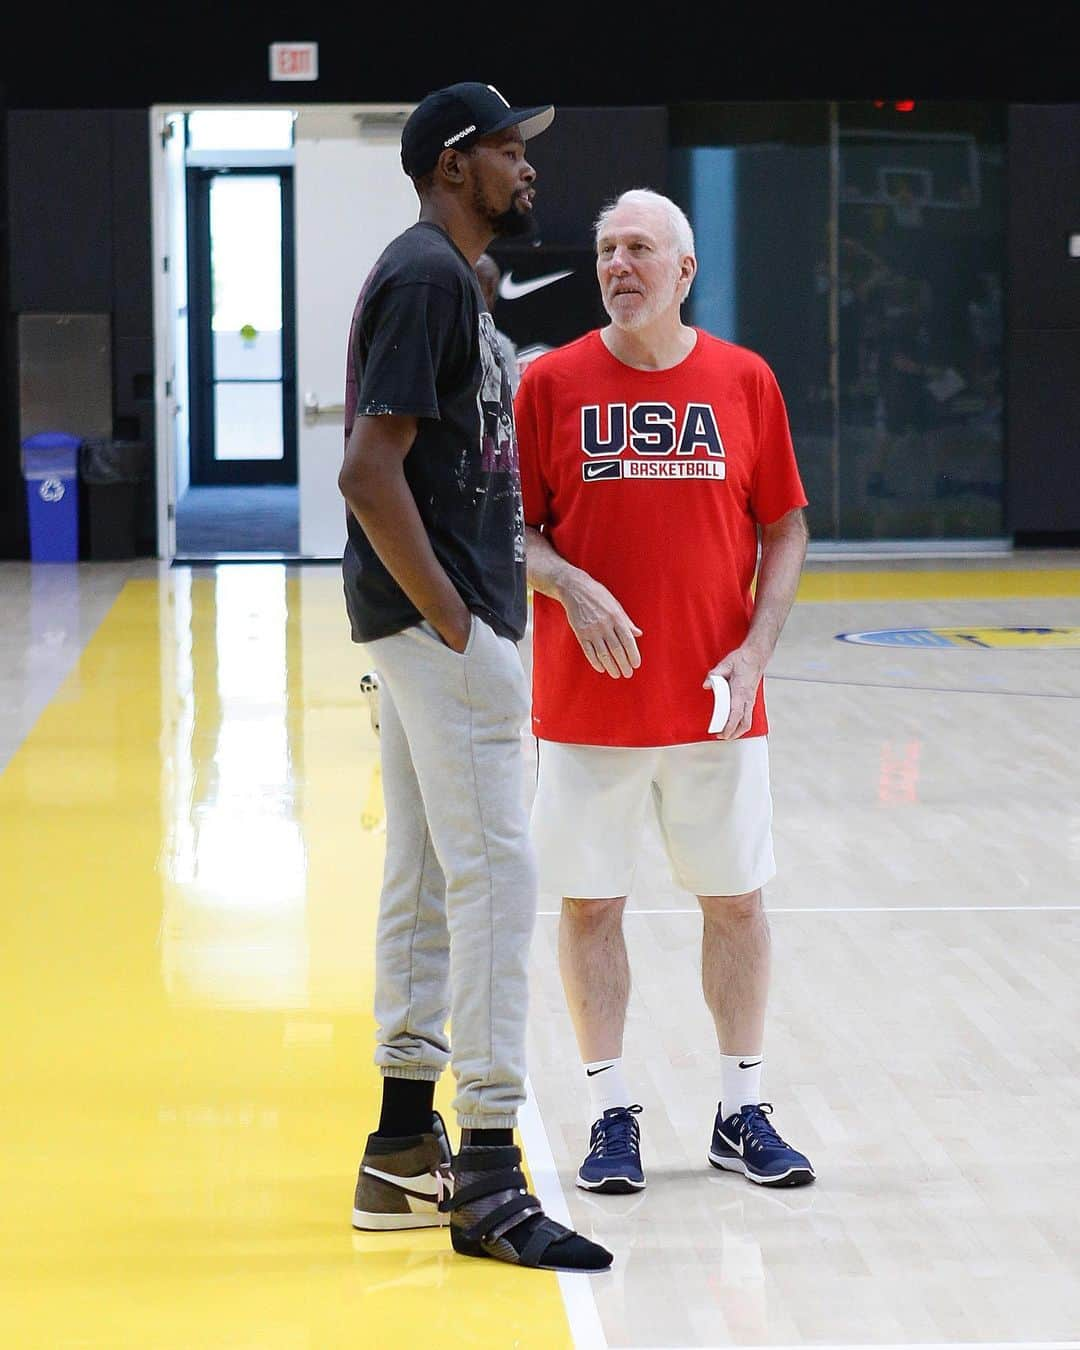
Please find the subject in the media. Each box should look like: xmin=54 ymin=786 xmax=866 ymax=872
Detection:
xmin=269 ymin=42 xmax=318 ymax=81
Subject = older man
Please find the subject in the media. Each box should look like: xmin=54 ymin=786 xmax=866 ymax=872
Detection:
xmin=515 ymin=188 xmax=814 ymax=1194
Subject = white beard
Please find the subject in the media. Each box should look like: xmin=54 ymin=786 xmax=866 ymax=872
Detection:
xmin=604 ymin=272 xmax=682 ymax=331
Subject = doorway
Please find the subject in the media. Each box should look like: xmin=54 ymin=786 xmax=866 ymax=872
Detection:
xmin=160 ymin=108 xmax=301 ymax=557
xmin=151 ymin=102 xmax=418 ymax=562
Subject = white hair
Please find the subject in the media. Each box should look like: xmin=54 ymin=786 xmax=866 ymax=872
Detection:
xmin=593 ymin=188 xmax=696 ymax=259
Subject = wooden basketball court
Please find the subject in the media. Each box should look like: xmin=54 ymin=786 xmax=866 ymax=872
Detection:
xmin=2 ymin=554 xmax=1077 ymax=1348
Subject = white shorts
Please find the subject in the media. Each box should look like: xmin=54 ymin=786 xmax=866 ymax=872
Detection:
xmin=530 ymin=737 xmax=776 ymax=899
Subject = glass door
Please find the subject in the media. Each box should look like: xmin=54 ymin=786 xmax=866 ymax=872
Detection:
xmin=834 ymin=105 xmax=1005 ymax=539
xmin=672 ymin=101 xmax=1005 ymax=543
xmin=187 ymin=167 xmax=297 ymax=485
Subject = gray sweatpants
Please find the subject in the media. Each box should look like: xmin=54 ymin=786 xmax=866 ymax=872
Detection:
xmin=364 ymin=615 xmax=538 ymax=1129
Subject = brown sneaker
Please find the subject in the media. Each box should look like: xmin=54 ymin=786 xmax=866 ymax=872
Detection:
xmin=352 ymin=1111 xmax=453 ymax=1231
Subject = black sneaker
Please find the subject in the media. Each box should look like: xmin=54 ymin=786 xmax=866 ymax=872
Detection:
xmin=444 ymin=1143 xmax=613 ymax=1272
xmin=576 ymin=1105 xmax=646 ymax=1194
xmin=708 ymin=1103 xmax=815 ymax=1188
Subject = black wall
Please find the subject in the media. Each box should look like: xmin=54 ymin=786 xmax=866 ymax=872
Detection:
xmin=0 ymin=106 xmax=18 ymax=557
xmin=3 ymin=96 xmax=1080 ymax=554
xmin=2 ymin=110 xmax=154 ymax=558
xmin=2 ymin=8 xmax=1077 ymax=109
xmin=497 ymin=107 xmax=669 ymax=252
xmin=1006 ymin=105 xmax=1080 ymax=541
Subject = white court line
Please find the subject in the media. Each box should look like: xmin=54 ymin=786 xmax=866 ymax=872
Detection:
xmin=769 ymin=905 xmax=1080 ymax=913
xmin=519 ymin=1078 xmax=608 ymax=1350
xmin=619 ymin=1345 xmax=1080 ymax=1350
xmin=538 ymin=905 xmax=1080 ymax=916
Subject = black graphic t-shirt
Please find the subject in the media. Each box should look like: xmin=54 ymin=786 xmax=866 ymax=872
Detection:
xmin=342 ymin=222 xmax=527 ymax=643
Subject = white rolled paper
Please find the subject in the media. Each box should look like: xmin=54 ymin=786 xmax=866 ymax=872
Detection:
xmin=707 ymin=673 xmax=731 ymax=734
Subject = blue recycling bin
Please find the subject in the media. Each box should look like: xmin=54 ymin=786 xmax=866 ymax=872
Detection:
xmin=21 ymin=432 xmax=81 ymax=562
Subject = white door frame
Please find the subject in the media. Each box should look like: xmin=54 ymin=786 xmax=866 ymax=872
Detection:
xmin=149 ymin=102 xmax=416 ymax=562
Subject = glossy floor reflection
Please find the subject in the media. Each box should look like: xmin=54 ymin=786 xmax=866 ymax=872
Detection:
xmin=1 ymin=556 xmax=1079 ymax=1349
xmin=0 ymin=564 xmax=571 ymax=1349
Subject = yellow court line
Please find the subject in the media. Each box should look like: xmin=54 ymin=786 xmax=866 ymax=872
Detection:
xmin=0 ymin=573 xmax=573 ymax=1350
xmin=795 ymin=567 xmax=1080 ymax=603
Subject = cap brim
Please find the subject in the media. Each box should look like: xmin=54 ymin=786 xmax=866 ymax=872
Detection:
xmin=486 ymin=105 xmax=555 ymax=143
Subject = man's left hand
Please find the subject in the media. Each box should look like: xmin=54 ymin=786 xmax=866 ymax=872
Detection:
xmin=703 ymin=646 xmax=767 ymax=740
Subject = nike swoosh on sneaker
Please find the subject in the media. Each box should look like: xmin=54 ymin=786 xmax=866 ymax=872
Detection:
xmin=362 ymin=1164 xmax=447 ymax=1201
xmin=497 ymin=269 xmax=574 ymax=301
xmin=719 ymin=1130 xmax=744 ymax=1156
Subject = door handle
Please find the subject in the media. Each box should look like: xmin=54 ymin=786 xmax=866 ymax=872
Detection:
xmin=304 ymin=392 xmax=346 ymax=421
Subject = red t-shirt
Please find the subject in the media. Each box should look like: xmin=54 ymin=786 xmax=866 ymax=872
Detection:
xmin=516 ymin=328 xmax=807 ymax=747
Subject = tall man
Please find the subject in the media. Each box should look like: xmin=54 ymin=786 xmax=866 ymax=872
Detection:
xmin=516 ymin=188 xmax=815 ymax=1193
xmin=338 ymin=82 xmax=611 ymax=1272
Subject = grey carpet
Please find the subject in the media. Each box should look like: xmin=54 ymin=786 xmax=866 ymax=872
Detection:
xmin=176 ymin=486 xmax=299 ymax=554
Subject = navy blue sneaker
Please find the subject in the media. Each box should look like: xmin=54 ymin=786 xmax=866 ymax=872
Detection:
xmin=708 ymin=1103 xmax=815 ymax=1188
xmin=576 ymin=1105 xmax=646 ymax=1194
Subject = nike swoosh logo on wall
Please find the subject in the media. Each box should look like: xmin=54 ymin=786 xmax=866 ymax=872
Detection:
xmin=498 ymin=269 xmax=574 ymax=301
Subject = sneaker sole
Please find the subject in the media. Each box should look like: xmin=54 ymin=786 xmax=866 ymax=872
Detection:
xmin=352 ymin=1207 xmax=449 ymax=1230
xmin=451 ymin=1229 xmax=613 ymax=1272
xmin=575 ymin=1173 xmax=646 ymax=1195
xmin=707 ymin=1150 xmax=815 ymax=1188
xmin=453 ymin=1249 xmax=614 ymax=1274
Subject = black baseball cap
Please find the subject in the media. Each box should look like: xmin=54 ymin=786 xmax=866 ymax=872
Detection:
xmin=400 ymin=82 xmax=554 ymax=179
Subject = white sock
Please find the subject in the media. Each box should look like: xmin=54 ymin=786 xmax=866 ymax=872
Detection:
xmin=720 ymin=1053 xmax=763 ymax=1119
xmin=584 ymin=1058 xmax=630 ymax=1118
